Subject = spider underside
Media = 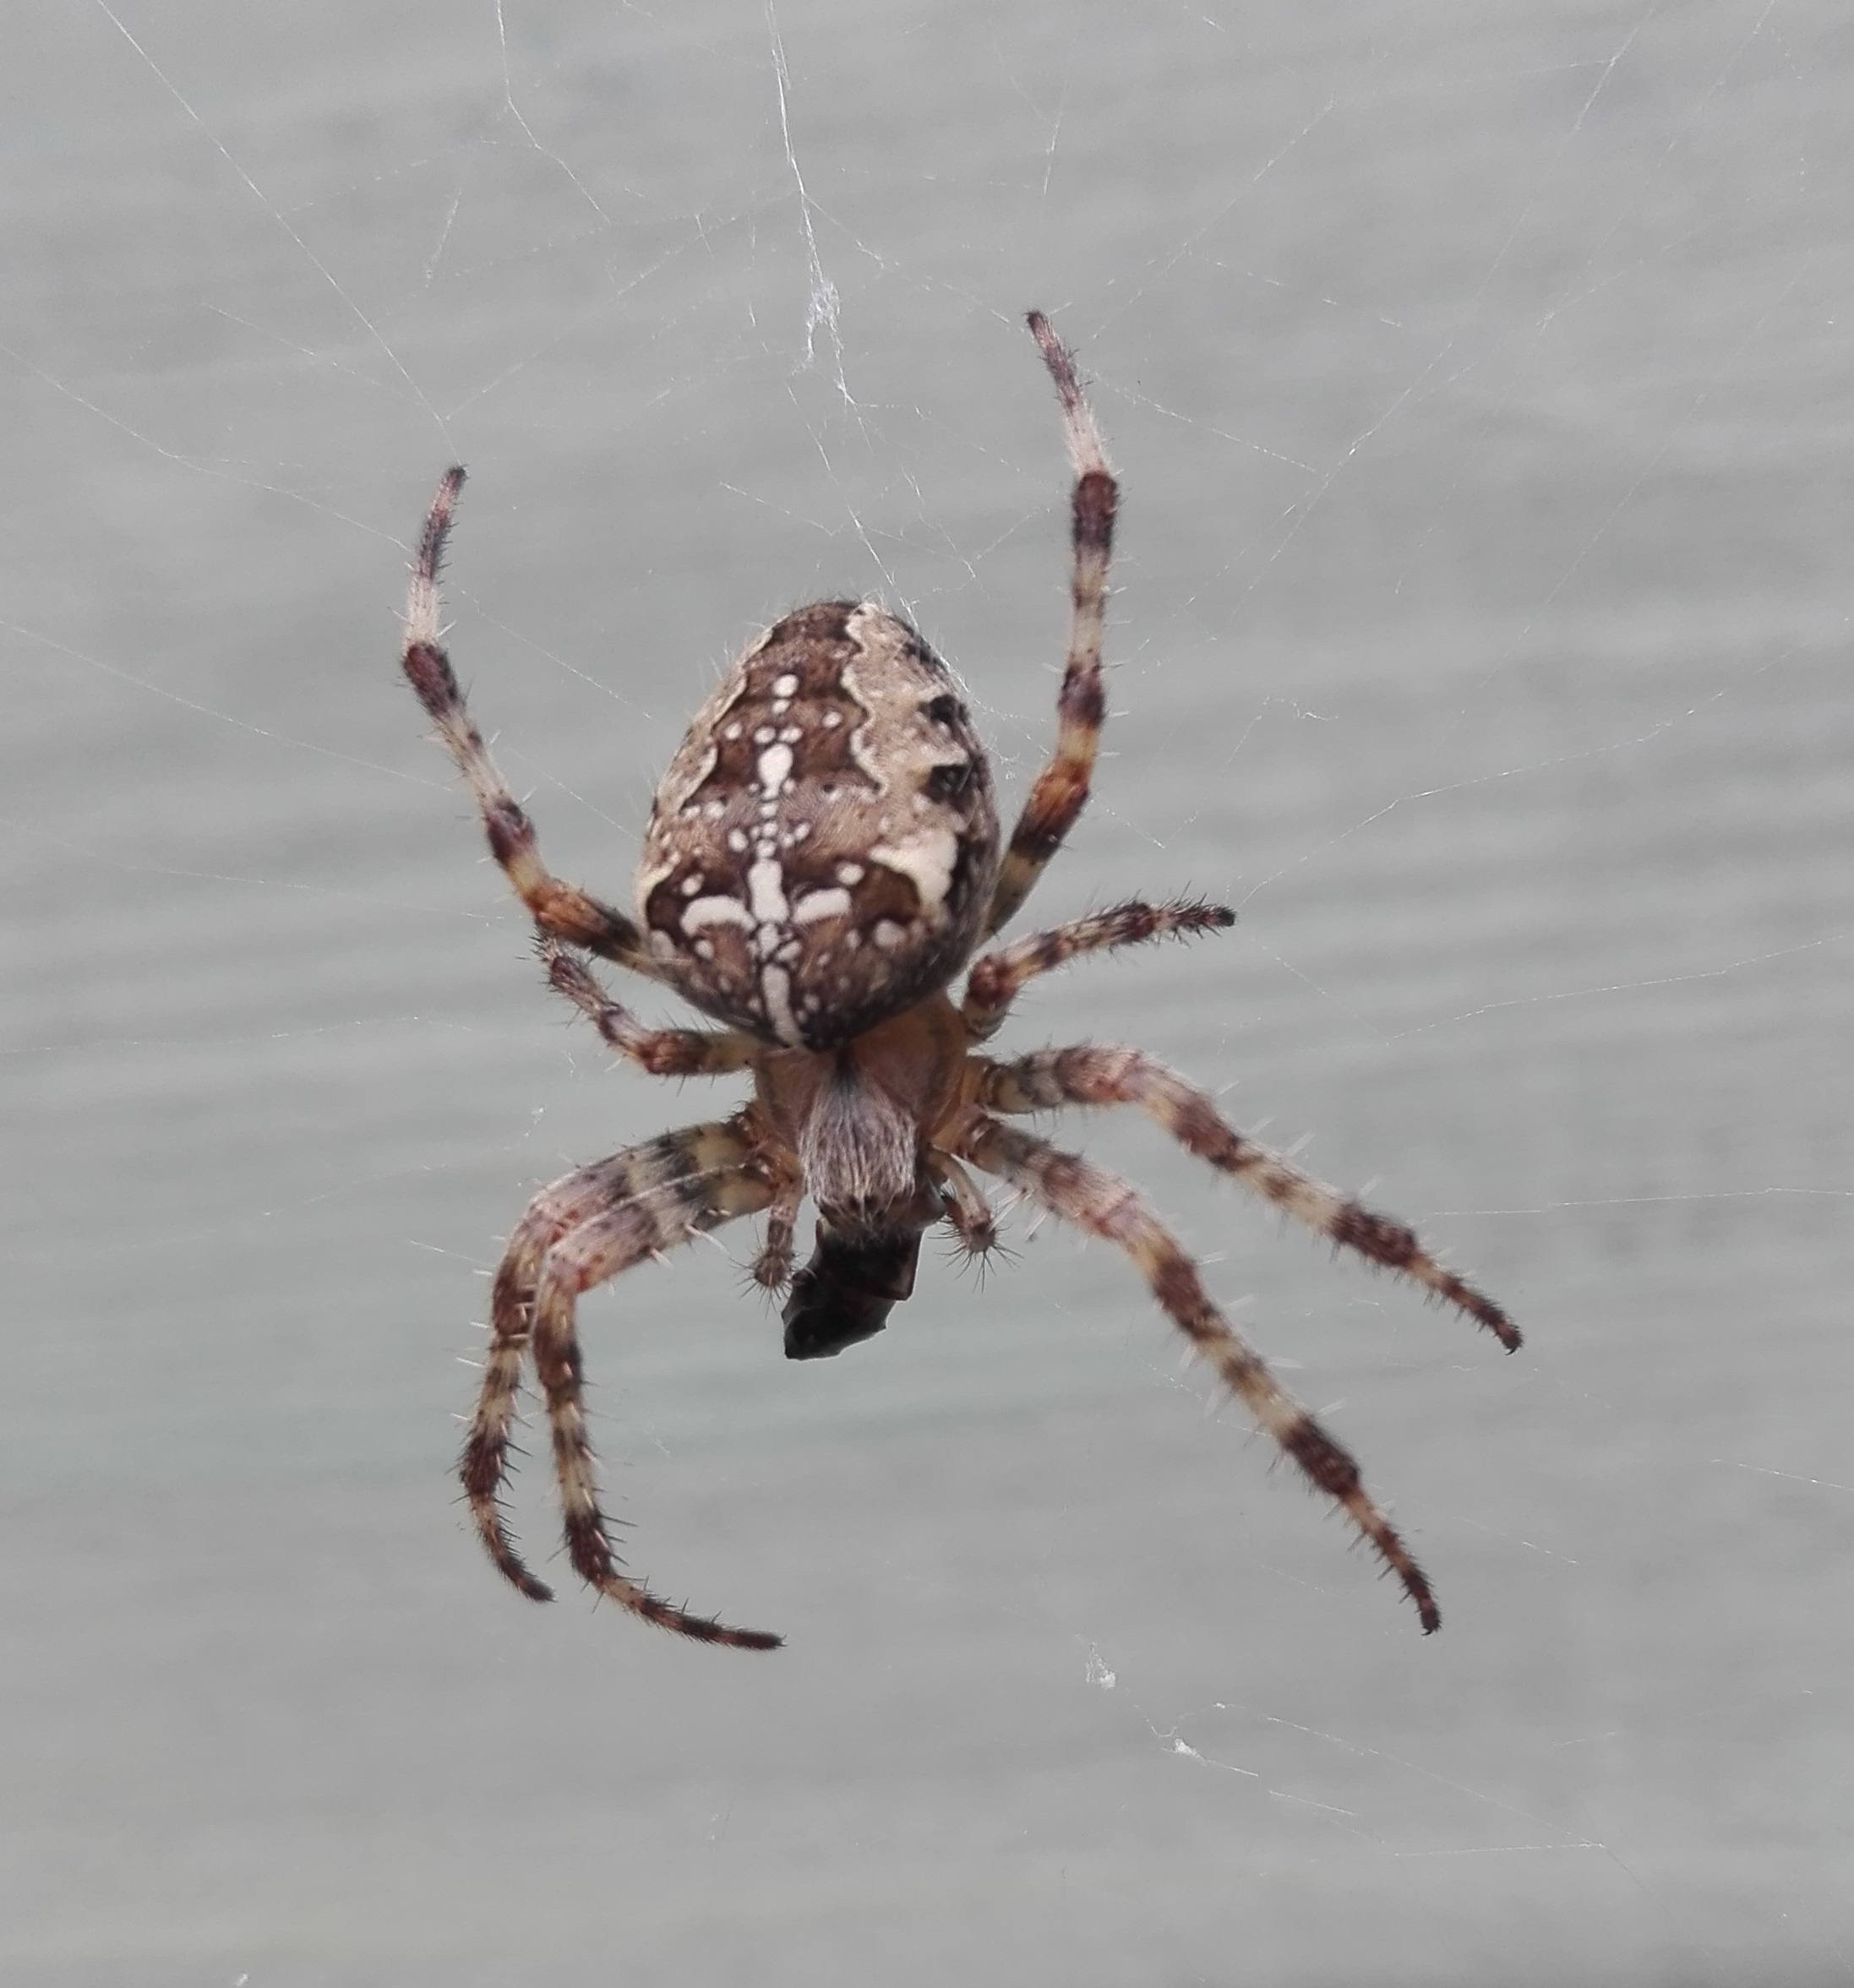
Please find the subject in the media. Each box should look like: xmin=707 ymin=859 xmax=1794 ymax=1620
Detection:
xmin=400 ymin=312 xmax=1519 ymax=1651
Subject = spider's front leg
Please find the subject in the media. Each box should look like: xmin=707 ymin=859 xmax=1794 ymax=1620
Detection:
xmin=953 ymin=1112 xmax=1442 ymax=1631
xmin=402 ymin=468 xmax=663 ymax=979
xmin=470 ymin=1119 xmax=782 ymax=1649
xmin=976 ymin=1045 xmax=1519 ymax=1350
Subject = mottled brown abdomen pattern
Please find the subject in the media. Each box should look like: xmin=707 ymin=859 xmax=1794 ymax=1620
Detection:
xmin=637 ymin=602 xmax=999 ymax=1047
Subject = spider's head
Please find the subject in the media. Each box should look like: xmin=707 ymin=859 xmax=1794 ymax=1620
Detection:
xmin=795 ymin=1054 xmax=919 ymax=1224
xmin=765 ymin=1032 xmax=955 ymax=1363
xmin=779 ymin=1093 xmax=946 ymax=1362
xmin=755 ymin=991 xmax=968 ymax=1226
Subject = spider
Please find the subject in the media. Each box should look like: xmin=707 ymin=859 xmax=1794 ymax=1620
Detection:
xmin=400 ymin=312 xmax=1519 ymax=1651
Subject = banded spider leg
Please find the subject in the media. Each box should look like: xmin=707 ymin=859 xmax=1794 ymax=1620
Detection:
xmin=464 ymin=1119 xmax=782 ymax=1649
xmin=402 ymin=467 xmax=663 ymax=978
xmin=952 ymin=1112 xmax=1446 ymax=1631
xmin=984 ymin=313 xmax=1119 ymax=936
xmin=961 ymin=896 xmax=1236 ymax=1043
xmin=974 ymin=1045 xmax=1519 ymax=1349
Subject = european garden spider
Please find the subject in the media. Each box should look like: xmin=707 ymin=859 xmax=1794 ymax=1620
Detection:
xmin=401 ymin=313 xmax=1519 ymax=1650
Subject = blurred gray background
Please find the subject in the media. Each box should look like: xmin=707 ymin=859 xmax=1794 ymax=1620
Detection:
xmin=3 ymin=3 xmax=1850 ymax=1983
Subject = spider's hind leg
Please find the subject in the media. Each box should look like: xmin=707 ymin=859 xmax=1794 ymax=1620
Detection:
xmin=401 ymin=469 xmax=663 ymax=977
xmin=984 ymin=314 xmax=1119 ymax=938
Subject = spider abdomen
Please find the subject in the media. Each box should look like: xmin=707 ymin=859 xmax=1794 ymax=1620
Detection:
xmin=638 ymin=601 xmax=999 ymax=1048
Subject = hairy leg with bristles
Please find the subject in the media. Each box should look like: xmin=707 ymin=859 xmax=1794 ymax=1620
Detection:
xmin=961 ymin=896 xmax=1234 ymax=1042
xmin=543 ymin=942 xmax=756 ymax=1077
xmin=402 ymin=468 xmax=663 ymax=977
xmin=471 ymin=1152 xmax=688 ymax=1598
xmin=976 ymin=1044 xmax=1519 ymax=1352
xmin=984 ymin=314 xmax=1119 ymax=938
xmin=462 ymin=1126 xmax=759 ymax=1601
xmin=749 ymin=1179 xmax=802 ymax=1294
xmin=529 ymin=1130 xmax=780 ymax=1648
xmin=956 ymin=1113 xmax=1442 ymax=1632
xmin=928 ymin=1151 xmax=1000 ymax=1260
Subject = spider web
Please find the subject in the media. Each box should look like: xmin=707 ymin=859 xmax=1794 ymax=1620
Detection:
xmin=2 ymin=3 xmax=1849 ymax=1983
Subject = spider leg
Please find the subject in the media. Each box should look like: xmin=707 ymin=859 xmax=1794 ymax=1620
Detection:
xmin=984 ymin=314 xmax=1118 ymax=938
xmin=542 ymin=940 xmax=755 ymax=1076
xmin=977 ymin=1045 xmax=1519 ymax=1352
xmin=525 ymin=1119 xmax=782 ymax=1648
xmin=402 ymin=468 xmax=663 ymax=978
xmin=961 ymin=896 xmax=1234 ymax=1042
xmin=953 ymin=1112 xmax=1442 ymax=1632
xmin=462 ymin=1127 xmax=760 ymax=1602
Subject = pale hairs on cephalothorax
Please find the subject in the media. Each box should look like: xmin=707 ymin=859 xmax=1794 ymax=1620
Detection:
xmin=796 ymin=1063 xmax=919 ymax=1222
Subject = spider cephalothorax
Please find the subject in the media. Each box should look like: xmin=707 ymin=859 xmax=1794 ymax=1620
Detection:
xmin=401 ymin=312 xmax=1518 ymax=1651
